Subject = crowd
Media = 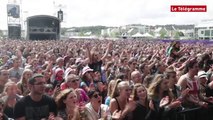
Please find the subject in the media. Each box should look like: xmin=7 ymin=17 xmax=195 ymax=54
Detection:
xmin=0 ymin=39 xmax=213 ymax=120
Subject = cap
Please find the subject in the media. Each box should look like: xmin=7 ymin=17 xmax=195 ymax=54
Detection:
xmin=55 ymin=68 xmax=63 ymax=75
xmin=198 ymin=71 xmax=207 ymax=79
xmin=82 ymin=66 xmax=93 ymax=76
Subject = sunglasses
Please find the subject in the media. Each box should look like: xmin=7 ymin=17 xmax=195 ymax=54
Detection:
xmin=71 ymin=79 xmax=79 ymax=83
xmin=93 ymin=93 xmax=102 ymax=98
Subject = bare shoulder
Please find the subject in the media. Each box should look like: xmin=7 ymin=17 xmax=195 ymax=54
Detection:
xmin=177 ymin=74 xmax=187 ymax=87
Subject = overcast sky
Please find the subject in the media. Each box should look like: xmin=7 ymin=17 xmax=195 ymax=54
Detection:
xmin=0 ymin=0 xmax=212 ymax=30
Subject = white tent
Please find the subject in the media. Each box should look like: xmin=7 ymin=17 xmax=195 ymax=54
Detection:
xmin=132 ymin=32 xmax=143 ymax=37
xmin=141 ymin=33 xmax=153 ymax=38
xmin=132 ymin=32 xmax=153 ymax=38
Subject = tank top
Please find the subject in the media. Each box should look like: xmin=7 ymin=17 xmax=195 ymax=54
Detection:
xmin=115 ymin=98 xmax=121 ymax=111
xmin=186 ymin=76 xmax=199 ymax=100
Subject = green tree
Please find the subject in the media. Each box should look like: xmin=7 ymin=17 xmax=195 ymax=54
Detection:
xmin=174 ymin=31 xmax=180 ymax=39
xmin=160 ymin=29 xmax=167 ymax=38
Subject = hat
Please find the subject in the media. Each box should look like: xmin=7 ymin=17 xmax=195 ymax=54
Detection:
xmin=64 ymin=68 xmax=72 ymax=79
xmin=82 ymin=66 xmax=93 ymax=76
xmin=198 ymin=71 xmax=207 ymax=79
xmin=55 ymin=68 xmax=64 ymax=75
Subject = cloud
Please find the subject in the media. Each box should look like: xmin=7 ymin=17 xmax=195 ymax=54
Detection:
xmin=0 ymin=0 xmax=212 ymax=30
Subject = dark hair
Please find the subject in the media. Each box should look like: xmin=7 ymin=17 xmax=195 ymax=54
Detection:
xmin=88 ymin=89 xmax=100 ymax=99
xmin=28 ymin=74 xmax=44 ymax=85
xmin=183 ymin=58 xmax=197 ymax=74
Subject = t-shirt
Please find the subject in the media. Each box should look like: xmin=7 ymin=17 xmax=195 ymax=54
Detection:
xmin=85 ymin=102 xmax=109 ymax=120
xmin=14 ymin=95 xmax=57 ymax=120
xmin=88 ymin=60 xmax=103 ymax=73
xmin=9 ymin=67 xmax=24 ymax=83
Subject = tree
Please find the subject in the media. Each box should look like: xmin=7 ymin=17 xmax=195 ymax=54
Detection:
xmin=174 ymin=31 xmax=180 ymax=39
xmin=159 ymin=29 xmax=167 ymax=38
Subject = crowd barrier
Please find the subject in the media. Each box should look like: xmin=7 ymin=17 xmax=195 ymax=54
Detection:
xmin=173 ymin=105 xmax=213 ymax=120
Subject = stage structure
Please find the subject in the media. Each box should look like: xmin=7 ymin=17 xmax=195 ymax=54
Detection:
xmin=7 ymin=3 xmax=21 ymax=39
xmin=26 ymin=15 xmax=60 ymax=40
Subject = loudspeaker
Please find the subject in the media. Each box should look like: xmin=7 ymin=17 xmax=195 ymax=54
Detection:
xmin=7 ymin=4 xmax=20 ymax=18
xmin=57 ymin=9 xmax=63 ymax=22
xmin=8 ymin=25 xmax=21 ymax=39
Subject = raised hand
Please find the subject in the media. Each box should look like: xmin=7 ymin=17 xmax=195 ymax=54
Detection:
xmin=160 ymin=96 xmax=170 ymax=108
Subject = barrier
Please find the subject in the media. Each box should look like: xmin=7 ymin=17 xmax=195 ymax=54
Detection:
xmin=174 ymin=105 xmax=213 ymax=120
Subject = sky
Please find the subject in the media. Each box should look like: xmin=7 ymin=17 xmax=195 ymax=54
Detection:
xmin=0 ymin=0 xmax=213 ymax=30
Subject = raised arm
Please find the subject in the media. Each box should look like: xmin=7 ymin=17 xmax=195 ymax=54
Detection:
xmin=101 ymin=42 xmax=113 ymax=61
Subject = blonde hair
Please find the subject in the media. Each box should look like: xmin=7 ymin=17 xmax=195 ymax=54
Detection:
xmin=4 ymin=81 xmax=17 ymax=93
xmin=111 ymin=80 xmax=129 ymax=98
xmin=107 ymin=80 xmax=116 ymax=96
xmin=19 ymin=69 xmax=33 ymax=84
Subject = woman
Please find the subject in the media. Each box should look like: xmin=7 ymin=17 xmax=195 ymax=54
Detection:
xmin=80 ymin=66 xmax=94 ymax=93
xmin=105 ymin=79 xmax=116 ymax=106
xmin=2 ymin=81 xmax=22 ymax=119
xmin=122 ymin=83 xmax=155 ymax=120
xmin=60 ymin=74 xmax=89 ymax=104
xmin=148 ymin=74 xmax=181 ymax=120
xmin=16 ymin=69 xmax=33 ymax=96
xmin=166 ymin=41 xmax=185 ymax=62
xmin=55 ymin=88 xmax=86 ymax=120
xmin=109 ymin=80 xmax=131 ymax=114
xmin=0 ymin=98 xmax=9 ymax=120
xmin=87 ymin=42 xmax=112 ymax=73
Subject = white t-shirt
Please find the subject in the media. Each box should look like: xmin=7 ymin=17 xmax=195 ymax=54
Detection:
xmin=85 ymin=102 xmax=110 ymax=120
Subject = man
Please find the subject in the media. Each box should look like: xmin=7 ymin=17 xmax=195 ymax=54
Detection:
xmin=131 ymin=70 xmax=142 ymax=85
xmin=8 ymin=56 xmax=24 ymax=83
xmin=177 ymin=59 xmax=207 ymax=107
xmin=14 ymin=74 xmax=57 ymax=120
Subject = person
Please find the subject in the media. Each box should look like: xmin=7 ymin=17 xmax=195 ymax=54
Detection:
xmin=0 ymin=98 xmax=10 ymax=120
xmin=14 ymin=74 xmax=57 ymax=120
xmin=177 ymin=59 xmax=208 ymax=108
xmin=122 ymin=83 xmax=155 ymax=120
xmin=148 ymin=74 xmax=181 ymax=120
xmin=80 ymin=66 xmax=94 ymax=93
xmin=60 ymin=74 xmax=89 ymax=104
xmin=197 ymin=71 xmax=213 ymax=103
xmin=109 ymin=81 xmax=131 ymax=114
xmin=166 ymin=41 xmax=185 ymax=61
xmin=16 ymin=69 xmax=33 ymax=96
xmin=87 ymin=42 xmax=112 ymax=73
xmin=84 ymin=90 xmax=110 ymax=120
xmin=8 ymin=57 xmax=24 ymax=83
xmin=131 ymin=70 xmax=142 ymax=85
xmin=55 ymin=88 xmax=86 ymax=120
xmin=0 ymin=69 xmax=10 ymax=94
xmin=105 ymin=79 xmax=116 ymax=106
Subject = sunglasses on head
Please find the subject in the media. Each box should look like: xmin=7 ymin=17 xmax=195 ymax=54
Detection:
xmin=93 ymin=93 xmax=102 ymax=98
